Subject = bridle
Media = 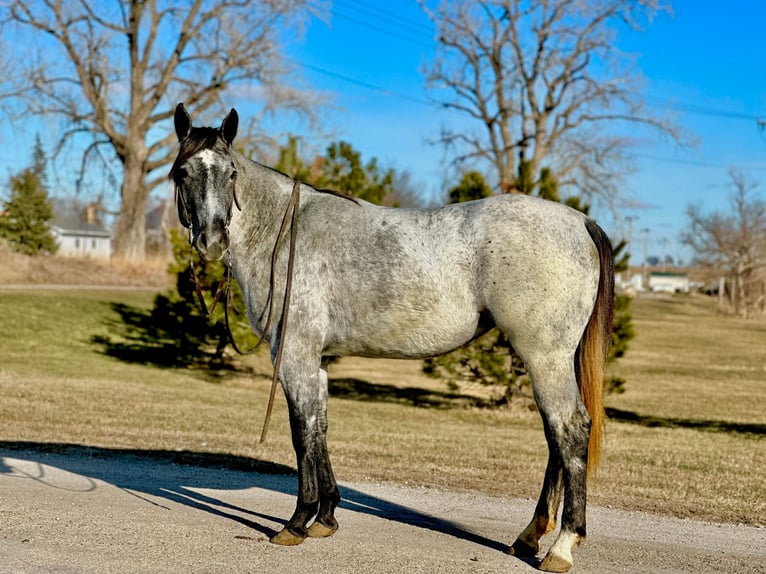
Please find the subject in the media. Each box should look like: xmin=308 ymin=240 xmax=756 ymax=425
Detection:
xmin=187 ymin=179 xmax=302 ymax=444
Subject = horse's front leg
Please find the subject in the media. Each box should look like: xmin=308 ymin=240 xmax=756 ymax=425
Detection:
xmin=271 ymin=359 xmax=340 ymax=545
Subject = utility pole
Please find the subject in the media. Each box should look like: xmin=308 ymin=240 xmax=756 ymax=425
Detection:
xmin=659 ymin=237 xmax=669 ymax=271
xmin=625 ymin=215 xmax=638 ymax=266
xmin=640 ymin=228 xmax=650 ymax=289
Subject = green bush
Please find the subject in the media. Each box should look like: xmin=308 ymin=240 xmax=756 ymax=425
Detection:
xmin=93 ymin=229 xmax=259 ymax=369
xmin=0 ymin=137 xmax=57 ymax=255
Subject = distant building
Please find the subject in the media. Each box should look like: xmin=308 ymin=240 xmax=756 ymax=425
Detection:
xmin=51 ymin=204 xmax=111 ymax=258
xmin=648 ymin=271 xmax=690 ymax=294
xmin=616 ymin=271 xmax=645 ymax=293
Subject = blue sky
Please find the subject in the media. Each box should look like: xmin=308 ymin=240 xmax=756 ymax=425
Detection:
xmin=257 ymin=0 xmax=766 ymax=265
xmin=2 ymin=1 xmax=765 ymax=265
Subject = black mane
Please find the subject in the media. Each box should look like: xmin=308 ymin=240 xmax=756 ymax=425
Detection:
xmin=169 ymin=127 xmax=359 ymax=205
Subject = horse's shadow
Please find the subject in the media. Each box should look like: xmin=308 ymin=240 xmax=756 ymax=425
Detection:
xmin=0 ymin=441 xmax=509 ymax=554
xmin=605 ymin=408 xmax=766 ymax=436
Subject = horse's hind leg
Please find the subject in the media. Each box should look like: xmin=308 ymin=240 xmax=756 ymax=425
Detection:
xmin=512 ymin=351 xmax=590 ymax=573
xmin=509 ymin=447 xmax=563 ymax=557
xmin=307 ymin=364 xmax=341 ymax=538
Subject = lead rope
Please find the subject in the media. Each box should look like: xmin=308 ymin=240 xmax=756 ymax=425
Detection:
xmin=223 ymin=180 xmax=301 ymax=443
xmin=188 ymin=180 xmax=301 ymax=444
xmin=190 ymin=246 xmax=227 ymax=316
xmin=258 ymin=181 xmax=300 ymax=442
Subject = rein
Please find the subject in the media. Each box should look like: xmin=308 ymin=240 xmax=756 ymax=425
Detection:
xmin=190 ymin=180 xmax=302 ymax=444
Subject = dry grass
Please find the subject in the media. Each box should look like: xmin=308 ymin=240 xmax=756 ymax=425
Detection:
xmin=596 ymin=295 xmax=766 ymax=525
xmin=0 ymin=245 xmax=171 ymax=287
xmin=0 ymin=288 xmax=763 ymax=527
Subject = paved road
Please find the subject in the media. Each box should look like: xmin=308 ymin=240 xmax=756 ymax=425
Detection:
xmin=1 ymin=445 xmax=763 ymax=574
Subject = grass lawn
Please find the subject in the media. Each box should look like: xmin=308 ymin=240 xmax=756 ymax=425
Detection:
xmin=0 ymin=288 xmax=763 ymax=527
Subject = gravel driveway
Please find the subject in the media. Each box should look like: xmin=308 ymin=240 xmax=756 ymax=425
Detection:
xmin=1 ymin=445 xmax=763 ymax=574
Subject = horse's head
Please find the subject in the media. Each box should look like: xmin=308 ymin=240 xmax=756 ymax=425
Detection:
xmin=170 ymin=103 xmax=240 ymax=261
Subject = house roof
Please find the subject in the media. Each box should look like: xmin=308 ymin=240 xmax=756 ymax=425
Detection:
xmin=49 ymin=197 xmax=112 ymax=238
xmin=649 ymin=271 xmax=689 ymax=278
xmin=51 ymin=226 xmax=111 ymax=239
xmin=51 ymin=213 xmax=111 ymax=238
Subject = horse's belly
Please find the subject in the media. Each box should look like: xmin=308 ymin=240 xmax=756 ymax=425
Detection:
xmin=331 ymin=300 xmax=482 ymax=359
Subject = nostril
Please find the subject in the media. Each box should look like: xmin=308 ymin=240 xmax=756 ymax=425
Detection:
xmin=193 ymin=229 xmax=227 ymax=261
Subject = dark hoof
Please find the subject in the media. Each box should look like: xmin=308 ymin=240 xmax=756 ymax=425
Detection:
xmin=270 ymin=528 xmax=306 ymax=546
xmin=307 ymin=521 xmax=338 ymax=538
xmin=509 ymin=537 xmax=539 ymax=557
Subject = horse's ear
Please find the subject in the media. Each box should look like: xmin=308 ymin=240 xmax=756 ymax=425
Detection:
xmin=174 ymin=103 xmax=191 ymax=142
xmin=221 ymin=108 xmax=238 ymax=146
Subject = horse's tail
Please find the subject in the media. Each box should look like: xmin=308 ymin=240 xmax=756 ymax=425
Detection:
xmin=578 ymin=219 xmax=615 ymax=478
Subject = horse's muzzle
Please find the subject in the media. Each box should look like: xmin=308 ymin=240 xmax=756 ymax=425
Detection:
xmin=193 ymin=228 xmax=229 ymax=261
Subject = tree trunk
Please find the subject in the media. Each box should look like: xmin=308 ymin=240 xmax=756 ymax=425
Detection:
xmin=112 ymin=152 xmax=148 ymax=260
xmin=499 ymin=160 xmax=516 ymax=194
xmin=497 ymin=119 xmax=516 ymax=194
xmin=735 ymin=265 xmax=746 ymax=318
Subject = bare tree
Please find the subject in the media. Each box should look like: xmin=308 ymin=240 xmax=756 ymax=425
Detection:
xmin=2 ymin=0 xmax=320 ymax=260
xmin=420 ymin=0 xmax=677 ymax=197
xmin=682 ymin=169 xmax=766 ymax=318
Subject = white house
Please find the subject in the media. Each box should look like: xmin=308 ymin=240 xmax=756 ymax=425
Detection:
xmin=50 ymin=208 xmax=111 ymax=258
xmin=648 ymin=271 xmax=690 ymax=294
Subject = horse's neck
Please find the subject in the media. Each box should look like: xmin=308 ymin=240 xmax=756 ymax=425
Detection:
xmin=230 ymin=156 xmax=293 ymax=254
xmin=227 ymin=156 xmax=294 ymax=320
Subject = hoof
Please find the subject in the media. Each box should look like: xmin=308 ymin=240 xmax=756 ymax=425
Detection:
xmin=508 ymin=537 xmax=539 ymax=557
xmin=307 ymin=521 xmax=338 ymax=538
xmin=539 ymin=553 xmax=573 ymax=573
xmin=270 ymin=528 xmax=306 ymax=546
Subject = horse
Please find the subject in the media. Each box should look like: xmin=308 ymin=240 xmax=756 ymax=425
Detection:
xmin=170 ymin=103 xmax=614 ymax=573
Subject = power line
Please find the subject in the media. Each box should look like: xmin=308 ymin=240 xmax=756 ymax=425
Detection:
xmin=310 ymin=3 xmax=764 ymax=125
xmin=301 ymin=38 xmax=763 ymax=124
xmin=293 ymin=55 xmax=766 ymax=134
xmin=635 ymin=153 xmax=766 ymax=171
xmin=294 ymin=59 xmax=766 ymax=175
xmin=634 ymin=153 xmax=727 ymax=168
xmin=290 ymin=58 xmax=433 ymax=107
xmin=323 ymin=9 xmax=432 ymax=49
xmin=293 ymin=59 xmax=766 ymax=172
xmin=310 ymin=1 xmax=433 ymax=49
xmin=644 ymin=95 xmax=762 ymax=122
xmin=288 ymin=12 xmax=766 ymax=165
xmin=333 ymin=0 xmax=434 ymax=39
xmin=349 ymin=0 xmax=434 ymax=35
xmin=308 ymin=5 xmax=765 ymax=125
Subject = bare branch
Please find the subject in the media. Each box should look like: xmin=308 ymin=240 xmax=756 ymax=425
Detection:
xmin=1 ymin=0 xmax=322 ymax=259
xmin=682 ymin=169 xmax=766 ymax=317
xmin=421 ymin=0 xmax=677 ymax=196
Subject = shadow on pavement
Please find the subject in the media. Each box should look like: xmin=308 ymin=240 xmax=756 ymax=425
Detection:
xmin=0 ymin=441 xmax=510 ymax=555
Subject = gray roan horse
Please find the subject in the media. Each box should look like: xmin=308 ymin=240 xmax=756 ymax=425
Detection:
xmin=170 ymin=104 xmax=614 ymax=573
